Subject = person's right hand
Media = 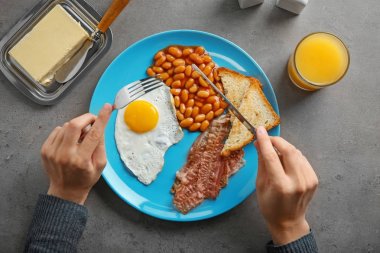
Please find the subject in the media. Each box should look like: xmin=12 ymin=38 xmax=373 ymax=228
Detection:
xmin=41 ymin=104 xmax=112 ymax=205
xmin=255 ymin=126 xmax=318 ymax=245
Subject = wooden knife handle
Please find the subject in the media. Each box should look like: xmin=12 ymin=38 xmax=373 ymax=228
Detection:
xmin=98 ymin=0 xmax=130 ymax=33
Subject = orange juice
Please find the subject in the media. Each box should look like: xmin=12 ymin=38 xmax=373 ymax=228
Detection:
xmin=288 ymin=32 xmax=349 ymax=91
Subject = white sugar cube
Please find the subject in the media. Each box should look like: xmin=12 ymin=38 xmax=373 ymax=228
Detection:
xmin=238 ymin=0 xmax=264 ymax=9
xmin=276 ymin=0 xmax=308 ymax=14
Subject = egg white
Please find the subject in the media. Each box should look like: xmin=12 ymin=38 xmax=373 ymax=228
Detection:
xmin=115 ymin=86 xmax=184 ymax=185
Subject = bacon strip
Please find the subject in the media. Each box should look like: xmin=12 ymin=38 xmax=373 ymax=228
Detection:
xmin=172 ymin=115 xmax=245 ymax=214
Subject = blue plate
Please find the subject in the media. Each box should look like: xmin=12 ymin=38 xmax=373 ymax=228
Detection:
xmin=89 ymin=30 xmax=280 ymax=221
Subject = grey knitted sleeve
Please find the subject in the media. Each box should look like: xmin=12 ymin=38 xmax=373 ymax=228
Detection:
xmin=24 ymin=194 xmax=88 ymax=253
xmin=266 ymin=231 xmax=318 ymax=253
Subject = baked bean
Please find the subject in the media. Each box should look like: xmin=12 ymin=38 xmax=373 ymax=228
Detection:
xmin=206 ymin=62 xmax=215 ymax=69
xmin=195 ymin=46 xmax=205 ymax=55
xmin=184 ymin=107 xmax=193 ymax=118
xmin=159 ymin=72 xmax=169 ymax=81
xmin=180 ymin=89 xmax=189 ymax=103
xmin=195 ymin=95 xmax=206 ymax=101
xmin=213 ymin=101 xmax=220 ymax=110
xmin=155 ymin=55 xmax=166 ymax=66
xmin=183 ymin=48 xmax=194 ymax=56
xmin=214 ymin=68 xmax=220 ymax=81
xmin=174 ymin=96 xmax=180 ymax=107
xmin=209 ymin=89 xmax=216 ymax=96
xmin=206 ymin=111 xmax=214 ymax=121
xmin=170 ymin=88 xmax=181 ymax=96
xmin=207 ymin=73 xmax=214 ymax=83
xmin=153 ymin=66 xmax=164 ymax=73
xmin=185 ymin=58 xmax=193 ymax=65
xmin=194 ymin=101 xmax=204 ymax=107
xmin=189 ymin=84 xmax=198 ymax=93
xmin=165 ymin=77 xmax=174 ymax=86
xmin=220 ymin=101 xmax=228 ymax=109
xmin=194 ymin=114 xmax=205 ymax=122
xmin=179 ymin=103 xmax=186 ymax=114
xmin=166 ymin=54 xmax=175 ymax=62
xmin=162 ymin=62 xmax=172 ymax=70
xmin=173 ymin=59 xmax=185 ymax=67
xmin=197 ymin=89 xmax=209 ymax=98
xmin=201 ymin=103 xmax=212 ymax=114
xmin=168 ymin=47 xmax=182 ymax=58
xmin=191 ymin=106 xmax=200 ymax=117
xmin=191 ymin=70 xmax=201 ymax=79
xmin=198 ymin=77 xmax=209 ymax=88
xmin=180 ymin=118 xmax=194 ymax=128
xmin=189 ymin=123 xmax=201 ymax=132
xmin=203 ymin=66 xmax=212 ymax=76
xmin=206 ymin=95 xmax=219 ymax=104
xmin=154 ymin=51 xmax=164 ymax=60
xmin=181 ymin=79 xmax=187 ymax=87
xmin=185 ymin=66 xmax=192 ymax=76
xmin=168 ymin=68 xmax=174 ymax=76
xmin=189 ymin=53 xmax=203 ymax=65
xmin=215 ymin=108 xmax=224 ymax=116
xmin=185 ymin=78 xmax=195 ymax=89
xmin=174 ymin=65 xmax=186 ymax=74
xmin=147 ymin=68 xmax=155 ymax=77
xmin=204 ymin=55 xmax=213 ymax=63
xmin=200 ymin=120 xmax=210 ymax=131
xmin=172 ymin=80 xmax=182 ymax=88
xmin=186 ymin=98 xmax=195 ymax=107
xmin=216 ymin=82 xmax=224 ymax=92
xmin=173 ymin=73 xmax=185 ymax=80
xmin=198 ymin=63 xmax=206 ymax=71
xmin=176 ymin=111 xmax=185 ymax=121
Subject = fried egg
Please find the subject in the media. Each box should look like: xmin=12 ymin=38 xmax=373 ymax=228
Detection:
xmin=115 ymin=85 xmax=184 ymax=185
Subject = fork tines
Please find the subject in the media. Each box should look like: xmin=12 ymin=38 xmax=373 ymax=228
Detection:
xmin=128 ymin=76 xmax=163 ymax=100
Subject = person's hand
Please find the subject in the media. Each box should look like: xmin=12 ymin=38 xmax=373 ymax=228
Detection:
xmin=41 ymin=104 xmax=113 ymax=205
xmin=254 ymin=126 xmax=318 ymax=245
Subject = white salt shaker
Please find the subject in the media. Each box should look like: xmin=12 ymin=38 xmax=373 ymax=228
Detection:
xmin=238 ymin=0 xmax=264 ymax=9
xmin=276 ymin=0 xmax=308 ymax=14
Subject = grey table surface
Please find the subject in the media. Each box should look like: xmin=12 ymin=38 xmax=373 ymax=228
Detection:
xmin=1 ymin=0 xmax=379 ymax=252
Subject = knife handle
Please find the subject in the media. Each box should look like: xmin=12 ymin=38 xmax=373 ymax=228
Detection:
xmin=98 ymin=0 xmax=130 ymax=33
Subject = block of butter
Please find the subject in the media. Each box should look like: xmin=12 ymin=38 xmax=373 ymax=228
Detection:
xmin=9 ymin=5 xmax=89 ymax=86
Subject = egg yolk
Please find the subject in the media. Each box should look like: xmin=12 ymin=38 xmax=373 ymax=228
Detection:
xmin=124 ymin=100 xmax=159 ymax=133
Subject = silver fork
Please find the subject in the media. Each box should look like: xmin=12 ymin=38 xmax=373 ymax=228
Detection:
xmin=113 ymin=76 xmax=164 ymax=110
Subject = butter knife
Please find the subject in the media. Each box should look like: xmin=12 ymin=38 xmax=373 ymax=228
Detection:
xmin=56 ymin=0 xmax=130 ymax=83
xmin=192 ymin=64 xmax=257 ymax=137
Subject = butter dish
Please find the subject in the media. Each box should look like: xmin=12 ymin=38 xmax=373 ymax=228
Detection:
xmin=0 ymin=0 xmax=113 ymax=105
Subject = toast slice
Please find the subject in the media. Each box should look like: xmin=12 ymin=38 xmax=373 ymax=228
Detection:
xmin=218 ymin=67 xmax=255 ymax=109
xmin=219 ymin=69 xmax=280 ymax=156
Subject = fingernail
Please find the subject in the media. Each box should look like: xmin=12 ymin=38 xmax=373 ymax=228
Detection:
xmin=104 ymin=103 xmax=112 ymax=112
xmin=257 ymin=126 xmax=267 ymax=135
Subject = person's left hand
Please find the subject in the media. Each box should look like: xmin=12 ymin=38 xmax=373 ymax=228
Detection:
xmin=41 ymin=104 xmax=112 ymax=205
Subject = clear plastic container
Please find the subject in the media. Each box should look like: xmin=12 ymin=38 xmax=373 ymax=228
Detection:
xmin=0 ymin=0 xmax=112 ymax=105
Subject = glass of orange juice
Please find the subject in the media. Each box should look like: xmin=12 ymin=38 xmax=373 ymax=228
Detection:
xmin=288 ymin=32 xmax=350 ymax=91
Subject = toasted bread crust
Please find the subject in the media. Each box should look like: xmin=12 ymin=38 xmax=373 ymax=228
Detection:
xmin=218 ymin=67 xmax=262 ymax=89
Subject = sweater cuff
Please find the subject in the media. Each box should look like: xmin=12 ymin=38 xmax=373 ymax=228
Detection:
xmin=25 ymin=194 xmax=88 ymax=252
xmin=266 ymin=231 xmax=318 ymax=253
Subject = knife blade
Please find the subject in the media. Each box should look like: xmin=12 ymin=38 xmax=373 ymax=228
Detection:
xmin=55 ymin=40 xmax=94 ymax=83
xmin=192 ymin=64 xmax=257 ymax=137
